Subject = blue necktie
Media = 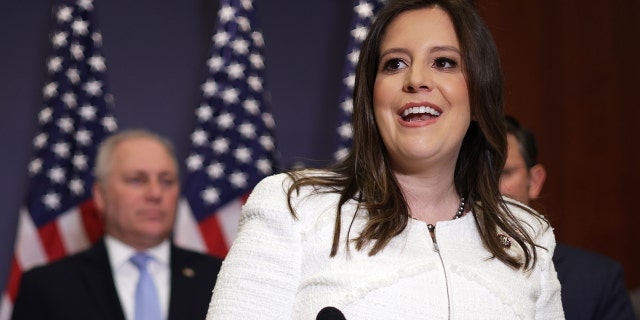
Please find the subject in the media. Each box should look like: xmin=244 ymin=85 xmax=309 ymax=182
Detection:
xmin=130 ymin=253 xmax=162 ymax=320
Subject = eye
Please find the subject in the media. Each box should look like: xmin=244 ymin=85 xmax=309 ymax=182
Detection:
xmin=381 ymin=57 xmax=408 ymax=72
xmin=500 ymin=168 xmax=514 ymax=179
xmin=433 ymin=57 xmax=458 ymax=70
xmin=125 ymin=175 xmax=146 ymax=184
xmin=159 ymin=176 xmax=178 ymax=188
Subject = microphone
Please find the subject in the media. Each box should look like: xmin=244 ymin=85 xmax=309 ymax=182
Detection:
xmin=316 ymin=306 xmax=347 ymax=320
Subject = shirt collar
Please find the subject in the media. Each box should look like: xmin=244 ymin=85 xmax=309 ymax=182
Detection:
xmin=104 ymin=235 xmax=171 ymax=269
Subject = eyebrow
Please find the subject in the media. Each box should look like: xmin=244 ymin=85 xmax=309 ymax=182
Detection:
xmin=379 ymin=45 xmax=461 ymax=58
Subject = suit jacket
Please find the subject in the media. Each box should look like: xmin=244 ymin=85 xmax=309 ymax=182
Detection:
xmin=554 ymin=243 xmax=635 ymax=320
xmin=11 ymin=239 xmax=223 ymax=320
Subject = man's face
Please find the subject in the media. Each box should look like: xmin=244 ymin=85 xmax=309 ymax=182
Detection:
xmin=500 ymin=134 xmax=532 ymax=205
xmin=94 ymin=137 xmax=179 ymax=250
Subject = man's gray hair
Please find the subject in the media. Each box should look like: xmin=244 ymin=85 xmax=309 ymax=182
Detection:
xmin=94 ymin=129 xmax=178 ymax=184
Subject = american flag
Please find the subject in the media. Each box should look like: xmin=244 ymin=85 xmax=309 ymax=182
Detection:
xmin=0 ymin=0 xmax=117 ymax=318
xmin=173 ymin=0 xmax=278 ymax=258
xmin=334 ymin=0 xmax=386 ymax=160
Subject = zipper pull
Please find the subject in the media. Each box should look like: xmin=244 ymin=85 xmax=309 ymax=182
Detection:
xmin=427 ymin=224 xmax=439 ymax=252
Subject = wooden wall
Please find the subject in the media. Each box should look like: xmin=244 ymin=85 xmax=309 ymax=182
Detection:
xmin=477 ymin=0 xmax=640 ymax=289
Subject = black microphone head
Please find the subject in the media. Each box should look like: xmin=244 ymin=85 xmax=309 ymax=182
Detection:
xmin=316 ymin=306 xmax=346 ymax=320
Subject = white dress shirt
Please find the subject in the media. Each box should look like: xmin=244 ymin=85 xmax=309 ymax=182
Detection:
xmin=105 ymin=236 xmax=171 ymax=320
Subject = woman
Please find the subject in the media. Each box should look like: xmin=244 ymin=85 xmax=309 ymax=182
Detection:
xmin=206 ymin=0 xmax=564 ymax=319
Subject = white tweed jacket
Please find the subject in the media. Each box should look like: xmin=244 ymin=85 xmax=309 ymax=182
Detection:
xmin=206 ymin=173 xmax=564 ymax=320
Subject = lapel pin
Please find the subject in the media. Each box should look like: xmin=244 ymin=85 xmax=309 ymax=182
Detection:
xmin=183 ymin=267 xmax=195 ymax=278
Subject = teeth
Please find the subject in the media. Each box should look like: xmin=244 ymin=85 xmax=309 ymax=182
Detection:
xmin=402 ymin=106 xmax=441 ymax=117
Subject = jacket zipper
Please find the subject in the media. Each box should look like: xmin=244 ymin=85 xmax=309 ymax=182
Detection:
xmin=428 ymin=224 xmax=451 ymax=320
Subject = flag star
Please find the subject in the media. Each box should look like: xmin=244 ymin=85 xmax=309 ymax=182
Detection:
xmin=191 ymin=129 xmax=208 ymax=146
xmin=186 ymin=154 xmax=204 ymax=171
xmin=83 ymin=79 xmax=102 ymax=96
xmin=51 ymin=32 xmax=68 ymax=48
xmin=226 ymin=62 xmax=245 ymax=80
xmin=334 ymin=147 xmax=349 ymax=161
xmin=341 ymin=98 xmax=353 ymax=114
xmin=43 ymin=82 xmax=58 ymax=99
xmin=240 ymin=0 xmax=253 ymax=10
xmin=56 ymin=6 xmax=73 ymax=23
xmin=229 ymin=171 xmax=248 ymax=188
xmin=77 ymin=0 xmax=94 ymax=11
xmin=247 ymin=76 xmax=262 ymax=91
xmin=262 ymin=113 xmax=275 ymax=129
xmin=207 ymin=162 xmax=225 ymax=179
xmin=79 ymin=104 xmax=97 ymax=120
xmin=217 ymin=112 xmax=235 ymax=130
xmin=256 ymin=158 xmax=273 ymax=175
xmin=38 ymin=108 xmax=53 ymax=124
xmin=218 ymin=5 xmax=236 ymax=23
xmin=207 ymin=55 xmax=224 ymax=72
xmin=348 ymin=49 xmax=360 ymax=65
xmin=196 ymin=105 xmax=213 ymax=122
xmin=187 ymin=154 xmax=204 ymax=171
xmin=73 ymin=154 xmax=88 ymax=170
xmin=344 ymin=73 xmax=356 ymax=90
xmin=48 ymin=166 xmax=66 ymax=183
xmin=233 ymin=147 xmax=252 ymax=163
xmin=351 ymin=25 xmax=369 ymax=42
xmin=212 ymin=31 xmax=230 ymax=48
xmin=212 ymin=137 xmax=230 ymax=154
xmin=238 ymin=122 xmax=256 ymax=139
xmin=201 ymin=187 xmax=220 ymax=204
xmin=221 ymin=87 xmax=239 ymax=104
xmin=29 ymin=158 xmax=43 ymax=175
xmin=338 ymin=123 xmax=353 ymax=139
xmin=62 ymin=92 xmax=77 ymax=108
xmin=70 ymin=42 xmax=84 ymax=60
xmin=48 ymin=56 xmax=63 ymax=73
xmin=91 ymin=32 xmax=102 ymax=46
xmin=69 ymin=178 xmax=84 ymax=195
xmin=242 ymin=98 xmax=259 ymax=115
xmin=75 ymin=129 xmax=92 ymax=145
xmin=33 ymin=133 xmax=48 ymax=149
xmin=201 ymin=80 xmax=218 ymax=97
xmin=259 ymin=135 xmax=275 ymax=151
xmin=249 ymin=53 xmax=264 ymax=69
xmin=53 ymin=142 xmax=71 ymax=158
xmin=251 ymin=32 xmax=264 ymax=47
xmin=355 ymin=2 xmax=375 ymax=19
xmin=236 ymin=16 xmax=250 ymax=32
xmin=88 ymin=55 xmax=106 ymax=72
xmin=57 ymin=117 xmax=74 ymax=133
xmin=231 ymin=39 xmax=250 ymax=55
xmin=102 ymin=116 xmax=118 ymax=132
xmin=187 ymin=154 xmax=203 ymax=171
xmin=71 ymin=19 xmax=89 ymax=36
xmin=66 ymin=67 xmax=81 ymax=84
xmin=43 ymin=192 xmax=61 ymax=210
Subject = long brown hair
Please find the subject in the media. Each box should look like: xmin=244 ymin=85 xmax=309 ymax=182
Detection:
xmin=287 ymin=0 xmax=543 ymax=270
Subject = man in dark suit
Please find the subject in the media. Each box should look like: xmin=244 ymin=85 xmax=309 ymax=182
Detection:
xmin=12 ymin=129 xmax=223 ymax=320
xmin=500 ymin=115 xmax=635 ymax=320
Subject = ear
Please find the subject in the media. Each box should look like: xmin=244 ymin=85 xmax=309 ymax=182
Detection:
xmin=527 ymin=164 xmax=547 ymax=200
xmin=93 ymin=183 xmax=105 ymax=215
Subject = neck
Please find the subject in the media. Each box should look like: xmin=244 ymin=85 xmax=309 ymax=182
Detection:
xmin=395 ymin=173 xmax=462 ymax=224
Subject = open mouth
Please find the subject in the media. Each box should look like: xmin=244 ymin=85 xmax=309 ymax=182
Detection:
xmin=401 ymin=106 xmax=441 ymax=122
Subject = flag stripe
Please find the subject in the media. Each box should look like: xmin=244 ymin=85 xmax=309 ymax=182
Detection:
xmin=37 ymin=222 xmax=66 ymax=261
xmin=57 ymin=207 xmax=91 ymax=254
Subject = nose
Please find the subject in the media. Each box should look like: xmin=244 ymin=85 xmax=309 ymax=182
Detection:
xmin=145 ymin=180 xmax=163 ymax=202
xmin=403 ymin=65 xmax=433 ymax=93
